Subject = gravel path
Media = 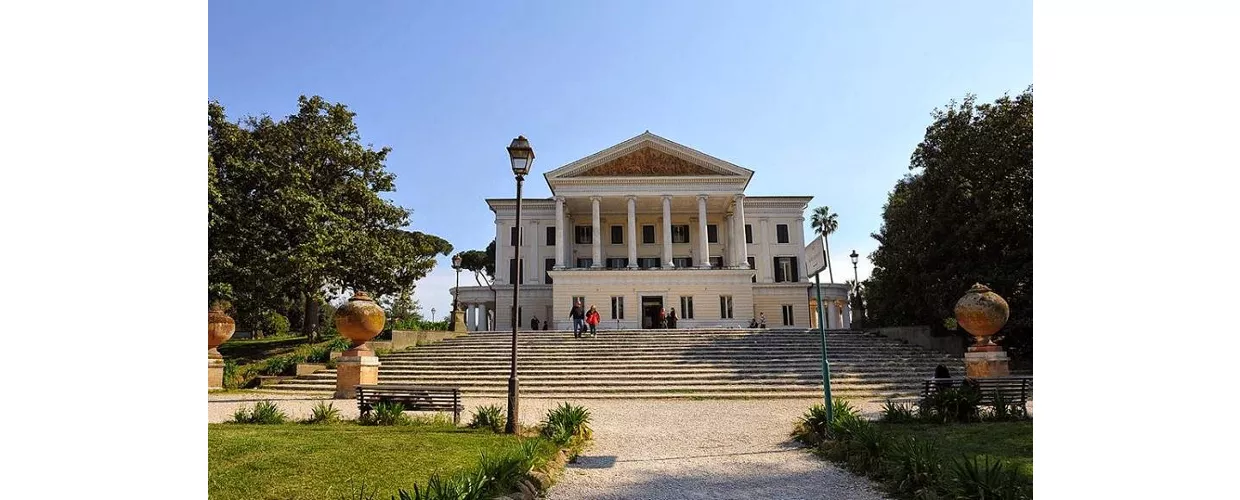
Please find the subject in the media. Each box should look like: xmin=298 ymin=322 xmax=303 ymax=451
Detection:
xmin=210 ymin=393 xmax=889 ymax=499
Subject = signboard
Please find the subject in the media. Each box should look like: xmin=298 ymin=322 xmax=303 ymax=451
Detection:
xmin=804 ymin=237 xmax=827 ymax=275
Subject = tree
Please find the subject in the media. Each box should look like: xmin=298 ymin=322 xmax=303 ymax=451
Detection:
xmin=208 ymin=96 xmax=451 ymax=339
xmin=810 ymin=206 xmax=839 ymax=282
xmin=458 ymin=244 xmax=495 ymax=287
xmin=864 ymin=88 xmax=1032 ymax=361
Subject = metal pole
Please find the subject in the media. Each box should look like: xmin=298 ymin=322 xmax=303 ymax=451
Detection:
xmin=506 ymin=174 xmax=524 ymax=434
xmin=815 ymin=273 xmax=834 ymax=431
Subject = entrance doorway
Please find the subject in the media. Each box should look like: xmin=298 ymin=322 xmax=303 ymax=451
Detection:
xmin=641 ymin=296 xmax=663 ymax=329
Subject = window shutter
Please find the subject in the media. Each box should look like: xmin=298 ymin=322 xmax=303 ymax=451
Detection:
xmin=791 ymin=257 xmax=799 ymax=282
xmin=773 ymin=257 xmax=784 ymax=282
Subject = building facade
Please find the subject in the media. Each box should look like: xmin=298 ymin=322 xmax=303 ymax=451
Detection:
xmin=454 ymin=132 xmax=814 ymax=331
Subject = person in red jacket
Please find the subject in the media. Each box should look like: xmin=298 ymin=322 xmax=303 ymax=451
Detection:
xmin=586 ymin=305 xmax=601 ymax=338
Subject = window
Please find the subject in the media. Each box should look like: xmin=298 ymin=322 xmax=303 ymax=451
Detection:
xmin=776 ymin=224 xmax=789 ymax=244
xmin=709 ymin=256 xmax=723 ymax=268
xmin=510 ymin=226 xmax=523 ymax=246
xmin=745 ymin=224 xmax=753 ymax=244
xmin=707 ymin=224 xmax=718 ymax=243
xmin=611 ymin=296 xmax=625 ymax=319
xmin=671 ymin=224 xmax=690 ymax=243
xmin=575 ymin=226 xmax=592 ymax=244
xmin=508 ymin=259 xmax=524 ymax=284
xmin=672 ymin=257 xmax=693 ymax=268
xmin=782 ymin=305 xmax=795 ymax=326
xmin=747 ymin=256 xmax=756 ymax=283
xmin=576 ymin=257 xmax=593 ymax=268
xmin=611 ymin=225 xmax=623 ymax=244
xmin=546 ymin=226 xmax=556 ymax=246
xmin=680 ymin=296 xmax=694 ymax=319
xmin=606 ymin=257 xmax=628 ymax=269
xmin=544 ymin=258 xmax=555 ymax=284
xmin=638 ymin=257 xmax=660 ymax=269
xmin=642 ymin=225 xmax=656 ymax=244
xmin=719 ymin=295 xmax=733 ymax=319
xmin=773 ymin=256 xmax=799 ymax=283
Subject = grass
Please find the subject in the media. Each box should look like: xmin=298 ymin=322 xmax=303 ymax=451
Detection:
xmin=876 ymin=420 xmax=1033 ymax=480
xmin=208 ymin=423 xmax=528 ymax=500
xmin=218 ymin=336 xmax=309 ymax=365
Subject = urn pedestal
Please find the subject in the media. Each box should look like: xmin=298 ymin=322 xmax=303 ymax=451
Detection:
xmin=452 ymin=308 xmax=468 ymax=333
xmin=954 ymin=283 xmax=1012 ymax=378
xmin=334 ymin=291 xmax=385 ymax=398
xmin=208 ymin=306 xmax=236 ymax=390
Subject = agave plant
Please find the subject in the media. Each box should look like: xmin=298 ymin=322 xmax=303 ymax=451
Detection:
xmin=468 ymin=404 xmax=505 ymax=433
xmin=358 ymin=402 xmax=409 ymax=426
xmin=303 ymin=401 xmax=340 ymax=424
xmin=888 ymin=436 xmax=944 ymax=497
xmin=229 ymin=400 xmax=288 ymax=424
xmin=881 ymin=399 xmax=919 ymax=423
xmin=541 ymin=402 xmax=593 ymax=445
xmin=946 ymin=455 xmax=1032 ymax=500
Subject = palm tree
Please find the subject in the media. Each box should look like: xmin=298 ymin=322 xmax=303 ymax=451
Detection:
xmin=810 ymin=206 xmax=838 ymax=283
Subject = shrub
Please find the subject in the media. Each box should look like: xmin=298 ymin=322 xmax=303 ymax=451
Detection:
xmin=393 ymin=439 xmax=549 ymax=500
xmin=793 ymin=398 xmax=861 ymax=445
xmin=303 ymin=401 xmax=341 ymax=424
xmin=257 ymin=311 xmax=291 ymax=337
xmin=983 ymin=391 xmax=1028 ymax=422
xmin=468 ymin=404 xmax=505 ymax=433
xmin=946 ymin=455 xmax=1032 ymax=500
xmin=881 ymin=399 xmax=918 ymax=423
xmin=229 ymin=400 xmax=287 ymax=424
xmin=887 ymin=436 xmax=945 ymax=498
xmin=919 ymin=386 xmax=982 ymax=423
xmin=358 ymin=402 xmax=409 ymax=426
xmin=541 ymin=402 xmax=593 ymax=445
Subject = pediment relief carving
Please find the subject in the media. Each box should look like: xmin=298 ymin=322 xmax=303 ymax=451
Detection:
xmin=574 ymin=147 xmax=727 ymax=177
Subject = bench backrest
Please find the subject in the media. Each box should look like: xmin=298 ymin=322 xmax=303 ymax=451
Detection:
xmin=922 ymin=376 xmax=1033 ymax=403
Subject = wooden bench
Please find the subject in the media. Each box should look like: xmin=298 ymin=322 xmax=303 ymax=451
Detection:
xmin=355 ymin=385 xmax=464 ymax=425
xmin=921 ymin=376 xmax=1033 ymax=411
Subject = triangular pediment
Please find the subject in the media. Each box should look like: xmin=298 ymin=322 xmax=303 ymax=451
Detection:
xmin=575 ymin=147 xmax=724 ymax=177
xmin=545 ymin=132 xmax=755 ymax=182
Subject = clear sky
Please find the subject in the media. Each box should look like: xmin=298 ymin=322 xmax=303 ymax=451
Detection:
xmin=209 ymin=0 xmax=1031 ymax=317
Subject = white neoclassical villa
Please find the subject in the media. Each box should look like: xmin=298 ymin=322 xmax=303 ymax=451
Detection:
xmin=453 ymin=132 xmax=853 ymax=331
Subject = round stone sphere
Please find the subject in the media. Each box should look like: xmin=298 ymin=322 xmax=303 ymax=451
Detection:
xmin=953 ymin=283 xmax=1010 ymax=341
xmin=208 ymin=306 xmax=236 ymax=350
xmin=335 ymin=291 xmax=386 ymax=345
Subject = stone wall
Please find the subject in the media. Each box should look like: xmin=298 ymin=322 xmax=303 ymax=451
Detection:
xmin=875 ymin=325 xmax=967 ymax=357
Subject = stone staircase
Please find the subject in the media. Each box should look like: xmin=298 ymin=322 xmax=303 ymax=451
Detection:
xmin=265 ymin=329 xmax=965 ymax=399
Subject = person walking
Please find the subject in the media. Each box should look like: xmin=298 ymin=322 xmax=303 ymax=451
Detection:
xmin=758 ymin=312 xmax=767 ymax=329
xmin=658 ymin=307 xmax=667 ymax=329
xmin=586 ymin=305 xmax=601 ymax=338
xmin=530 ymin=315 xmax=540 ymax=331
xmin=667 ymin=307 xmax=678 ymax=329
xmin=569 ymin=300 xmax=585 ymax=338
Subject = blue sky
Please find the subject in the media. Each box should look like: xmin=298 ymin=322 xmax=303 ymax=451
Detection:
xmin=209 ymin=0 xmax=1031 ymax=317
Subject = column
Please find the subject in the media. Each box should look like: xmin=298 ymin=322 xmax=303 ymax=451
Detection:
xmin=466 ymin=304 xmax=477 ymax=331
xmin=794 ymin=216 xmax=807 ymax=280
xmin=662 ymin=195 xmax=673 ymax=268
xmin=494 ymin=217 xmax=507 ymax=284
xmin=554 ymin=197 xmax=565 ymax=269
xmin=725 ymin=213 xmax=735 ymax=268
xmin=827 ymin=301 xmax=839 ymax=329
xmin=591 ymin=196 xmax=603 ymax=268
xmin=734 ymin=194 xmax=748 ymax=265
xmin=479 ymin=303 xmax=489 ymax=330
xmin=626 ymin=196 xmax=638 ymax=268
xmin=530 ymin=220 xmax=540 ymax=282
xmin=696 ymin=195 xmax=710 ymax=268
xmin=842 ymin=302 xmax=852 ymax=329
xmin=759 ymin=219 xmax=770 ymax=282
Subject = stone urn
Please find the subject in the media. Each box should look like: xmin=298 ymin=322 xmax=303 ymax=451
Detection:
xmin=208 ymin=305 xmax=236 ymax=359
xmin=334 ymin=291 xmax=386 ymax=350
xmin=953 ymin=283 xmax=1009 ymax=347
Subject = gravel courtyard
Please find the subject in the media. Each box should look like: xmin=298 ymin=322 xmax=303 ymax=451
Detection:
xmin=209 ymin=393 xmax=890 ymax=499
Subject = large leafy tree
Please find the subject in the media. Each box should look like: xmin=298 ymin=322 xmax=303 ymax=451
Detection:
xmin=209 ymin=96 xmax=450 ymax=338
xmin=810 ymin=206 xmax=839 ymax=282
xmin=864 ymin=88 xmax=1032 ymax=360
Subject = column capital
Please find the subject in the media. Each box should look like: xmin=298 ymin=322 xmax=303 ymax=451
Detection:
xmin=697 ymin=194 xmax=709 ymax=203
xmin=662 ymin=194 xmax=673 ymax=202
xmin=554 ymin=196 xmax=566 ymax=203
xmin=626 ymin=195 xmax=638 ymax=203
xmin=733 ymin=193 xmax=746 ymax=201
xmin=590 ymin=195 xmax=602 ymax=203
xmin=795 ymin=217 xmax=805 ymax=223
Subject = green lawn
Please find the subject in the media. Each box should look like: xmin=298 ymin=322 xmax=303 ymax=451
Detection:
xmin=218 ymin=336 xmax=309 ymax=365
xmin=208 ymin=424 xmax=525 ymax=500
xmin=876 ymin=420 xmax=1033 ymax=479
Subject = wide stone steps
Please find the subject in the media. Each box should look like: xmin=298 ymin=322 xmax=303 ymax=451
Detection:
xmin=266 ymin=329 xmax=964 ymax=399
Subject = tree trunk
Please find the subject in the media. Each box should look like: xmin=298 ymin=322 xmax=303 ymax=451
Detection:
xmin=302 ymin=290 xmax=320 ymax=341
xmin=823 ymin=234 xmax=835 ymax=283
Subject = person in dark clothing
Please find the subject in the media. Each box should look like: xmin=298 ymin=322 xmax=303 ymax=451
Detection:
xmin=569 ymin=300 xmax=585 ymax=338
xmin=531 ymin=316 xmax=540 ymax=331
xmin=667 ymin=308 xmax=678 ymax=329
xmin=934 ymin=364 xmax=953 ymax=391
xmin=658 ymin=308 xmax=667 ymax=329
xmin=543 ymin=320 xmax=549 ymax=331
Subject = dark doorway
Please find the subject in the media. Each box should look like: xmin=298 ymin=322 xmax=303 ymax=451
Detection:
xmin=641 ymin=296 xmax=663 ymax=329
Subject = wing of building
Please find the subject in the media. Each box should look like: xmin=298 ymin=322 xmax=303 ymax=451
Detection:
xmin=453 ymin=131 xmax=816 ymax=331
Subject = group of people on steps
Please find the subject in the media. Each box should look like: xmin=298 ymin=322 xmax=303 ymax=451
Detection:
xmin=527 ymin=300 xmax=770 ymax=336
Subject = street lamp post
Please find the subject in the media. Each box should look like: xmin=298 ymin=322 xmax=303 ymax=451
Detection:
xmin=505 ymin=135 xmax=534 ymax=434
xmin=431 ymin=308 xmax=436 ymax=322
xmin=451 ymin=254 xmax=463 ymax=330
xmin=850 ymin=250 xmax=864 ymax=322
